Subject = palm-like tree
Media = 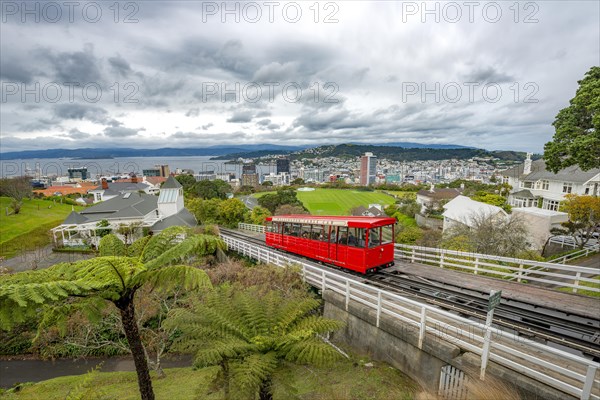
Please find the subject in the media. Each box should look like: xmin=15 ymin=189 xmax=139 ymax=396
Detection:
xmin=0 ymin=226 xmax=224 ymax=400
xmin=165 ymin=287 xmax=343 ymax=400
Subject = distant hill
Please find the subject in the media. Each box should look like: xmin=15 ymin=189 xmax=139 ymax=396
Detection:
xmin=350 ymin=141 xmax=474 ymax=149
xmin=214 ymin=143 xmax=529 ymax=162
xmin=0 ymin=144 xmax=307 ymax=160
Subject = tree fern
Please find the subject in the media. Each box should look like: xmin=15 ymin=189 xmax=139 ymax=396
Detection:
xmin=166 ymin=287 xmax=343 ymax=399
xmin=0 ymin=229 xmax=223 ymax=400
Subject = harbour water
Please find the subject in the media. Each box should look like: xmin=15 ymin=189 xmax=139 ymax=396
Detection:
xmin=0 ymin=156 xmax=279 ymax=179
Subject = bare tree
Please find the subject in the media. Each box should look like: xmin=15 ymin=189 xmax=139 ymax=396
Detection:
xmin=443 ymin=212 xmax=532 ymax=257
xmin=0 ymin=177 xmax=32 ymax=215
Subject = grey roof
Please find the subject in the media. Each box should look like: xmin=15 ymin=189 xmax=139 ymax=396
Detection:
xmin=75 ymin=193 xmax=158 ymax=223
xmin=63 ymin=211 xmax=89 ymax=225
xmin=511 ymin=189 xmax=537 ymax=199
xmin=151 ymin=209 xmax=197 ymax=232
xmin=367 ymin=206 xmax=384 ymax=216
xmin=92 ymin=182 xmax=150 ymax=192
xmin=161 ymin=176 xmax=182 ymax=189
xmin=351 ymin=206 xmax=368 ymax=216
xmin=417 ymin=188 xmax=462 ymax=200
xmin=502 ymin=159 xmax=600 ymax=183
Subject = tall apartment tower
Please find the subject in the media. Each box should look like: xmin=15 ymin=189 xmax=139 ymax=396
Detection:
xmin=360 ymin=152 xmax=377 ymax=186
xmin=276 ymin=158 xmax=290 ymax=174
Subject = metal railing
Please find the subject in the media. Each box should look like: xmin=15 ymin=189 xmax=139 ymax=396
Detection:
xmin=238 ymin=222 xmax=265 ymax=233
xmin=550 ymin=244 xmax=600 ymax=265
xmin=220 ymin=233 xmax=600 ymax=400
xmin=395 ymin=244 xmax=600 ymax=294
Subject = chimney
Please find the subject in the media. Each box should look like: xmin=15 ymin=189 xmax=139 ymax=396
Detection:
xmin=131 ymin=174 xmax=139 ymax=183
xmin=523 ymin=152 xmax=533 ymax=175
xmin=101 ymin=178 xmax=109 ymax=190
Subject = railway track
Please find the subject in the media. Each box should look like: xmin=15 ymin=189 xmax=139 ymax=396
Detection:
xmin=219 ymin=228 xmax=600 ymax=359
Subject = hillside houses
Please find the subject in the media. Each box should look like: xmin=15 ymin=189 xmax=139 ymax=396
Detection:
xmin=52 ymin=176 xmax=196 ymax=247
xmin=502 ymin=153 xmax=600 ymax=211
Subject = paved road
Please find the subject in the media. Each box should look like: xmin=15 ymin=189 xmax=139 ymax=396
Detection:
xmin=241 ymin=195 xmax=258 ymax=210
xmin=0 ymin=245 xmax=93 ymax=272
xmin=571 ymin=253 xmax=600 ymax=269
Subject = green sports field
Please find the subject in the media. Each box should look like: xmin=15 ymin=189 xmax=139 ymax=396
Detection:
xmin=295 ymin=189 xmax=395 ymax=215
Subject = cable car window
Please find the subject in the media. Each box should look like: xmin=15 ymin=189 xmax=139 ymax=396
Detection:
xmin=338 ymin=227 xmax=349 ymax=245
xmin=283 ymin=223 xmax=293 ymax=236
xmin=315 ymin=225 xmax=328 ymax=242
xmin=265 ymin=221 xmax=273 ymax=232
xmin=381 ymin=225 xmax=393 ymax=244
xmin=368 ymin=228 xmax=381 ymax=248
xmin=311 ymin=225 xmax=323 ymax=240
xmin=301 ymin=224 xmax=311 ymax=239
xmin=329 ymin=227 xmax=337 ymax=243
xmin=348 ymin=227 xmax=366 ymax=248
xmin=292 ymin=223 xmax=301 ymax=237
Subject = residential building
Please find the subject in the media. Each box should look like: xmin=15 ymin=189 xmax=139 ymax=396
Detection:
xmin=503 ymin=154 xmax=600 ymax=211
xmin=52 ymin=176 xmax=196 ymax=247
xmin=262 ymin=172 xmax=290 ymax=186
xmin=442 ymin=195 xmax=508 ymax=231
xmin=360 ymin=152 xmax=377 ymax=185
xmin=416 ymin=186 xmax=462 ymax=214
xmin=512 ymin=207 xmax=569 ymax=250
xmin=351 ymin=204 xmax=385 ymax=217
xmin=241 ymin=173 xmax=259 ymax=187
xmin=143 ymin=164 xmax=171 ymax=178
xmin=89 ymin=175 xmax=159 ymax=203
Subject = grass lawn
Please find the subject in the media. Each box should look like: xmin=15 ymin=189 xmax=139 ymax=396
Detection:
xmin=0 ymin=197 xmax=84 ymax=258
xmin=2 ymin=357 xmax=417 ymax=400
xmin=558 ymin=275 xmax=600 ymax=298
xmin=295 ymin=189 xmax=396 ymax=215
xmin=378 ymin=190 xmax=417 ymax=200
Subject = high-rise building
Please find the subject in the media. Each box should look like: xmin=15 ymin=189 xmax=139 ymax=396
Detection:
xmin=241 ymin=173 xmax=259 ymax=187
xmin=242 ymin=163 xmax=256 ymax=175
xmin=68 ymin=168 xmax=88 ymax=181
xmin=143 ymin=165 xmax=170 ymax=178
xmin=276 ymin=158 xmax=290 ymax=174
xmin=360 ymin=152 xmax=377 ymax=186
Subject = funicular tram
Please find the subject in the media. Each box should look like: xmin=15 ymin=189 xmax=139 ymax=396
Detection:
xmin=265 ymin=215 xmax=396 ymax=274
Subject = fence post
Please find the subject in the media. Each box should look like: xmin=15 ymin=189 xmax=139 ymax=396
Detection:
xmin=376 ymin=291 xmax=382 ymax=328
xmin=573 ymin=271 xmax=581 ymax=293
xmin=411 ymin=247 xmax=416 ymax=263
xmin=582 ymin=365 xmax=597 ymax=400
xmin=321 ymin=270 xmax=326 ymax=292
xmin=418 ymin=307 xmax=427 ymax=350
xmin=345 ymin=281 xmax=350 ymax=311
xmin=440 ymin=252 xmax=445 ymax=269
xmin=474 ymin=257 xmax=479 ymax=275
xmin=480 ymin=300 xmax=496 ymax=380
xmin=517 ymin=264 xmax=523 ymax=283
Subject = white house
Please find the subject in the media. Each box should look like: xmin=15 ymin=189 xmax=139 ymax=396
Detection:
xmin=89 ymin=176 xmax=160 ymax=203
xmin=53 ymin=176 xmax=196 ymax=247
xmin=511 ymin=207 xmax=569 ymax=250
xmin=502 ymin=154 xmax=600 ymax=211
xmin=416 ymin=185 xmax=462 ymax=214
xmin=442 ymin=195 xmax=508 ymax=231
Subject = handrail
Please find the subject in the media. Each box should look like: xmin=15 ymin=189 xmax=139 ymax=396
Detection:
xmin=220 ymin=233 xmax=600 ymax=400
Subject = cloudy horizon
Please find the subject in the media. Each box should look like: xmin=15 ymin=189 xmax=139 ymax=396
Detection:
xmin=1 ymin=1 xmax=598 ymax=153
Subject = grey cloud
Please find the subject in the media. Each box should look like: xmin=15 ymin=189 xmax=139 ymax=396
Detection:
xmin=103 ymin=126 xmax=143 ymax=137
xmin=108 ymin=55 xmax=132 ymax=77
xmin=257 ymin=119 xmax=271 ymax=126
xmin=68 ymin=128 xmax=91 ymax=139
xmin=41 ymin=44 xmax=102 ymax=83
xmin=0 ymin=59 xmax=34 ymax=83
xmin=54 ymin=104 xmax=108 ymax=123
xmin=464 ymin=67 xmax=515 ymax=84
xmin=227 ymin=110 xmax=254 ymax=123
xmin=186 ymin=108 xmax=200 ymax=117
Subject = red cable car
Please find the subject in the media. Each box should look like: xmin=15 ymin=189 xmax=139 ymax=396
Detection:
xmin=265 ymin=215 xmax=396 ymax=274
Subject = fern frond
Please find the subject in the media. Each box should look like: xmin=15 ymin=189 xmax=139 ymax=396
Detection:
xmin=98 ymin=235 xmax=127 ymax=257
xmin=231 ymin=352 xmax=278 ymax=394
xmin=282 ymin=337 xmax=341 ymax=366
xmin=135 ymin=265 xmax=211 ymax=293
xmin=127 ymin=236 xmax=151 ymax=258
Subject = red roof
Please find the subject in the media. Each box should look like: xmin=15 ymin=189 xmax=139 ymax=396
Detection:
xmin=267 ymin=215 xmax=396 ymax=228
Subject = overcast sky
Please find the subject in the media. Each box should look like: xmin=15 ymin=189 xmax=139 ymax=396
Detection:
xmin=1 ymin=1 xmax=598 ymax=153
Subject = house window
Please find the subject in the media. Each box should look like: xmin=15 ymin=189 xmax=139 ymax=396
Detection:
xmin=535 ymin=180 xmax=549 ymax=190
xmin=543 ymin=199 xmax=560 ymax=211
xmin=95 ymin=193 xmax=101 ymax=201
xmin=522 ymin=181 xmax=533 ymax=189
xmin=562 ymin=182 xmax=573 ymax=193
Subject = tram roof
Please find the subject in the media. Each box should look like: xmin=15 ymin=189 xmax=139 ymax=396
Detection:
xmin=267 ymin=215 xmax=396 ymax=228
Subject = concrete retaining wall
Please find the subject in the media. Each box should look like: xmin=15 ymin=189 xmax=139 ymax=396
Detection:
xmin=323 ymin=290 xmax=576 ymax=400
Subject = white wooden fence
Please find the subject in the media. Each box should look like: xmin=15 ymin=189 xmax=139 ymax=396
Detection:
xmin=221 ymin=233 xmax=600 ymax=400
xmin=237 ymin=222 xmax=265 ymax=233
xmin=395 ymin=244 xmax=600 ymax=294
